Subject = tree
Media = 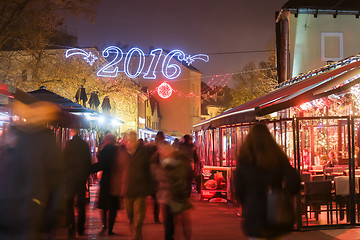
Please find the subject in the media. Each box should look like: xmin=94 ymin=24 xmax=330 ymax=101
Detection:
xmin=0 ymin=0 xmax=98 ymax=50
xmin=0 ymin=47 xmax=142 ymax=130
xmin=230 ymin=52 xmax=277 ymax=107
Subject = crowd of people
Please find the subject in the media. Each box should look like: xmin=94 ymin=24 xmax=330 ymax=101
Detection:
xmin=0 ymin=101 xmax=300 ymax=240
xmin=80 ymin=130 xmax=197 ymax=240
xmin=0 ymin=108 xmax=198 ymax=240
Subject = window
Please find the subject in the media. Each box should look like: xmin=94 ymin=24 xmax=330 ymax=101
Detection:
xmin=321 ymin=32 xmax=343 ymax=62
xmin=147 ymin=116 xmax=151 ymax=127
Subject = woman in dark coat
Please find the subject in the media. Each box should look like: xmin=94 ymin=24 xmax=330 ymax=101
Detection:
xmin=234 ymin=124 xmax=300 ymax=240
xmin=92 ymin=133 xmax=120 ymax=235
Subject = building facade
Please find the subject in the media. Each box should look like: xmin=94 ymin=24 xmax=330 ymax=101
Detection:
xmin=276 ymin=1 xmax=360 ymax=82
xmin=137 ymin=62 xmax=202 ymax=138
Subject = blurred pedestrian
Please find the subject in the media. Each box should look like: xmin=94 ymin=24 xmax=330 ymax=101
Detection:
xmin=179 ymin=135 xmax=198 ymax=168
xmin=234 ymin=124 xmax=300 ymax=240
xmin=172 ymin=138 xmax=180 ymax=149
xmin=151 ymin=141 xmax=193 ymax=240
xmin=122 ymin=131 xmax=152 ymax=240
xmin=148 ymin=131 xmax=166 ymax=224
xmin=63 ymin=130 xmax=91 ymax=237
xmin=138 ymin=138 xmax=145 ymax=146
xmin=0 ymin=101 xmax=62 ymax=240
xmin=92 ymin=133 xmax=120 ymax=235
xmin=179 ymin=134 xmax=199 ymax=192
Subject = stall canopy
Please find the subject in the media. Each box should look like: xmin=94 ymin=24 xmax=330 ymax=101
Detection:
xmin=193 ymin=54 xmax=360 ymax=131
xmin=27 ymin=87 xmax=97 ymax=128
xmin=141 ymin=127 xmax=176 ymax=142
xmin=0 ymin=84 xmax=90 ymax=128
xmin=28 ymin=87 xmax=95 ymax=114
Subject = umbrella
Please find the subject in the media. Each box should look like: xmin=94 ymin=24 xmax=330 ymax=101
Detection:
xmin=101 ymin=96 xmax=111 ymax=112
xmin=89 ymin=91 xmax=100 ymax=109
xmin=75 ymin=86 xmax=88 ymax=107
xmin=102 ymin=96 xmax=111 ymax=113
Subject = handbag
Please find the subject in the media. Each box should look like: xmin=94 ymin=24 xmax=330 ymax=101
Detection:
xmin=170 ymin=199 xmax=193 ymax=214
xmin=266 ymin=187 xmax=295 ymax=228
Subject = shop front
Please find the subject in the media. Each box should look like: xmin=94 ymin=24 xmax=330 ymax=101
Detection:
xmin=193 ymin=54 xmax=360 ymax=229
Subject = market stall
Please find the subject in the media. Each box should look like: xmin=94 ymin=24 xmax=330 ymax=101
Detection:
xmin=193 ymin=53 xmax=360 ymax=229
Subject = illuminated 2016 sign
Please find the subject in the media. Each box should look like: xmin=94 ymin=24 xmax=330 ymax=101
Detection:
xmin=65 ymin=46 xmax=209 ymax=80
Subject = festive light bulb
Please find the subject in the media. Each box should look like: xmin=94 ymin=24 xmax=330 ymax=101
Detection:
xmin=157 ymin=82 xmax=173 ymax=99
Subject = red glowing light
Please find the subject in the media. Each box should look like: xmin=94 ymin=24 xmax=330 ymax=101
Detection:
xmin=201 ymin=190 xmax=216 ymax=199
xmin=157 ymin=82 xmax=173 ymax=99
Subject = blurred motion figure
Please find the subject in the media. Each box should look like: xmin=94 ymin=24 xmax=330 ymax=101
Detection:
xmin=63 ymin=130 xmax=91 ymax=237
xmin=0 ymin=101 xmax=62 ymax=240
xmin=92 ymin=133 xmax=120 ymax=235
xmin=234 ymin=124 xmax=300 ymax=240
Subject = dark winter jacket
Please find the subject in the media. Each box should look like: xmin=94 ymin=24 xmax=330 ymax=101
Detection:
xmin=63 ymin=135 xmax=91 ymax=183
xmin=235 ymin=158 xmax=300 ymax=238
xmin=123 ymin=145 xmax=152 ymax=198
xmin=0 ymin=126 xmax=61 ymax=239
xmin=92 ymin=143 xmax=120 ymax=209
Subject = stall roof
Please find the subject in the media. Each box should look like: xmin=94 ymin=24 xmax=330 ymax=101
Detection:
xmin=143 ymin=127 xmax=176 ymax=141
xmin=28 ymin=88 xmax=95 ymax=114
xmin=0 ymin=84 xmax=90 ymax=129
xmin=282 ymin=0 xmax=360 ymax=11
xmin=193 ymin=54 xmax=360 ymax=131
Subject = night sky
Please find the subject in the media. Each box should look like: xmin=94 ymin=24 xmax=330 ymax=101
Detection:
xmin=66 ymin=0 xmax=288 ymax=85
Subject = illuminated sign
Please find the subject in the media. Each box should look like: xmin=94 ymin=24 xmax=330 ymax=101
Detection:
xmin=65 ymin=48 xmax=98 ymax=66
xmin=65 ymin=46 xmax=209 ymax=80
xmin=157 ymin=82 xmax=173 ymax=99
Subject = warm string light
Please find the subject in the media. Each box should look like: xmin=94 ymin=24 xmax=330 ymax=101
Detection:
xmin=200 ymin=74 xmax=231 ymax=100
xmin=137 ymin=73 xmax=232 ymax=99
xmin=350 ymin=84 xmax=360 ymax=111
xmin=95 ymin=65 xmax=276 ymax=84
xmin=201 ymin=74 xmax=231 ymax=93
xmin=275 ymin=54 xmax=360 ymax=89
xmin=90 ymin=52 xmax=274 ymax=100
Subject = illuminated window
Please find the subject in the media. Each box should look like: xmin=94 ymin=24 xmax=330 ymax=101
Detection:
xmin=321 ymin=32 xmax=343 ymax=62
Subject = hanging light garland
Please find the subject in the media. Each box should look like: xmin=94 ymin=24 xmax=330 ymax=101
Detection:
xmin=143 ymin=74 xmax=232 ymax=100
xmin=350 ymin=84 xmax=360 ymax=112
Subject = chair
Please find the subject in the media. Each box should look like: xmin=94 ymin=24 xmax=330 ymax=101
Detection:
xmin=325 ymin=174 xmax=334 ymax=181
xmin=301 ymin=173 xmax=311 ymax=183
xmin=311 ymin=174 xmax=324 ymax=181
xmin=332 ymin=167 xmax=345 ymax=175
xmin=303 ymin=180 xmax=333 ymax=225
xmin=334 ymin=176 xmax=350 ymax=223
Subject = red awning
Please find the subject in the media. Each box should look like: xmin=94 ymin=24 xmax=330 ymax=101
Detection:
xmin=193 ymin=54 xmax=360 ymax=131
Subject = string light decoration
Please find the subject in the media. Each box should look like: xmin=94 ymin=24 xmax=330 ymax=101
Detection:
xmin=350 ymin=84 xmax=360 ymax=112
xmin=157 ymin=82 xmax=173 ymax=99
xmin=65 ymin=46 xmax=209 ymax=80
xmin=65 ymin=48 xmax=98 ymax=66
xmin=141 ymin=73 xmax=232 ymax=100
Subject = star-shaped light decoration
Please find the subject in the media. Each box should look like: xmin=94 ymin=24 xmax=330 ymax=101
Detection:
xmin=83 ymin=52 xmax=98 ymax=66
xmin=184 ymin=54 xmax=210 ymax=66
